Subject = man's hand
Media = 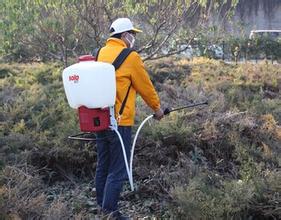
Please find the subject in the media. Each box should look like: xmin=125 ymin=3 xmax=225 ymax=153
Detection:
xmin=154 ymin=108 xmax=164 ymax=120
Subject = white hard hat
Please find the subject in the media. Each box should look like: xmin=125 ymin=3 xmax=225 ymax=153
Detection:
xmin=109 ymin=18 xmax=142 ymax=36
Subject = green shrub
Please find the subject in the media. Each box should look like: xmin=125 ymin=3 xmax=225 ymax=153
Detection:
xmin=0 ymin=59 xmax=280 ymax=218
xmin=172 ymin=172 xmax=257 ymax=219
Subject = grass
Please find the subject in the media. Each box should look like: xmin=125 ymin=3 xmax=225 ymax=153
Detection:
xmin=0 ymin=57 xmax=280 ymax=219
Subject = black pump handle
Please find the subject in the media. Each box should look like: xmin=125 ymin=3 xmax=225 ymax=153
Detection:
xmin=68 ymin=132 xmax=97 ymax=141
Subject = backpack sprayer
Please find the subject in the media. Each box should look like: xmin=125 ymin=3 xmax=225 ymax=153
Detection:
xmin=62 ymin=51 xmax=208 ymax=191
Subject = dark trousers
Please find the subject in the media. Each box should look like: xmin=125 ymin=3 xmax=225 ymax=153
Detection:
xmin=95 ymin=126 xmax=131 ymax=214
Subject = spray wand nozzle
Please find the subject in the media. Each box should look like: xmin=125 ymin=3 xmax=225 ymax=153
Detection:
xmin=162 ymin=100 xmax=208 ymax=116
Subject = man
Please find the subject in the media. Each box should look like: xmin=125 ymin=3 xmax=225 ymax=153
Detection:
xmin=95 ymin=18 xmax=164 ymax=218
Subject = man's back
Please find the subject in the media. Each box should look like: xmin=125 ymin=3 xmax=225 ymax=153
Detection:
xmin=97 ymin=37 xmax=160 ymax=126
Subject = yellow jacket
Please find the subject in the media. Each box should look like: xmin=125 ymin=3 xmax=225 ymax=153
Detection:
xmin=97 ymin=38 xmax=160 ymax=126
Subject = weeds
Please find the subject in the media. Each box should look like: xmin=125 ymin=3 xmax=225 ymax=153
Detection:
xmin=0 ymin=59 xmax=280 ymax=218
xmin=0 ymin=165 xmax=47 ymax=219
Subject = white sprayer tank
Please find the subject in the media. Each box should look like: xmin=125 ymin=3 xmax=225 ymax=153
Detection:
xmin=62 ymin=61 xmax=116 ymax=109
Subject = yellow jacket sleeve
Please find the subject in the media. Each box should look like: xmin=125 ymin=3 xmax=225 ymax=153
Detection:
xmin=128 ymin=51 xmax=161 ymax=111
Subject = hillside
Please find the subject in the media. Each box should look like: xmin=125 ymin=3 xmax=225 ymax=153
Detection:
xmin=0 ymin=58 xmax=281 ymax=219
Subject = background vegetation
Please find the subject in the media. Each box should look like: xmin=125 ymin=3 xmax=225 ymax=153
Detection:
xmin=1 ymin=0 xmax=280 ymax=66
xmin=0 ymin=0 xmax=240 ymax=65
xmin=1 ymin=0 xmax=281 ymax=219
xmin=1 ymin=58 xmax=280 ymax=219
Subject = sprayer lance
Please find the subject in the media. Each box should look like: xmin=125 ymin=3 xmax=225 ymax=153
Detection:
xmin=162 ymin=100 xmax=208 ymax=116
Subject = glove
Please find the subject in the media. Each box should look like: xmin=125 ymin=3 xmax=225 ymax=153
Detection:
xmin=154 ymin=108 xmax=164 ymax=120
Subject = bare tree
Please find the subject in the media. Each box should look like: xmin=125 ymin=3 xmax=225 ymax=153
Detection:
xmin=0 ymin=0 xmax=239 ymax=64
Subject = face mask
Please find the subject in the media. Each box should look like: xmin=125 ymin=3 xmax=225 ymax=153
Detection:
xmin=124 ymin=32 xmax=135 ymax=48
